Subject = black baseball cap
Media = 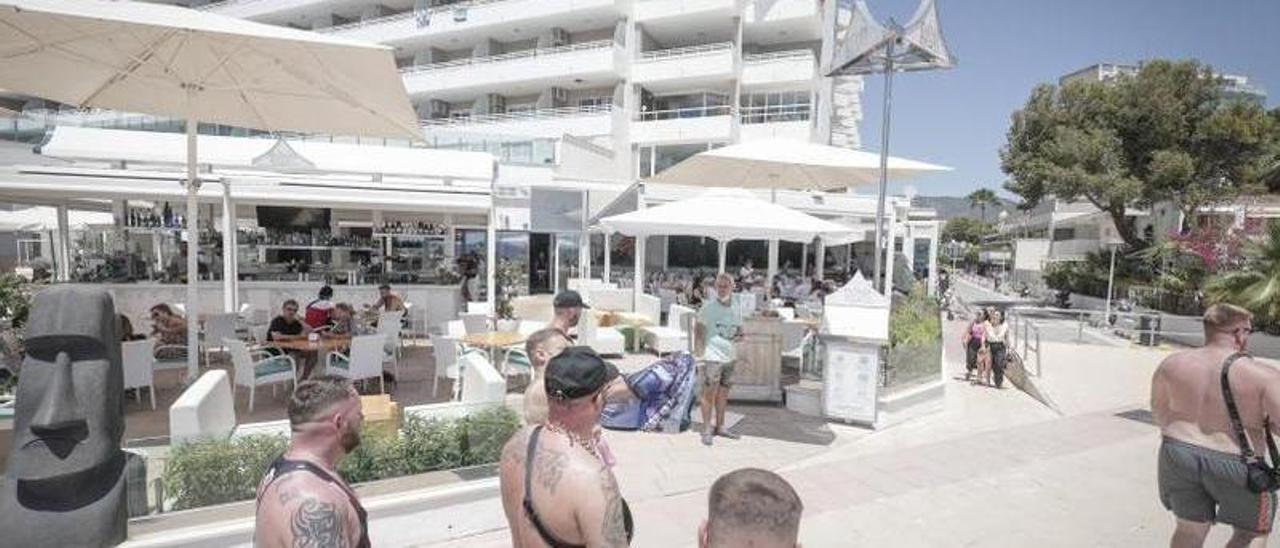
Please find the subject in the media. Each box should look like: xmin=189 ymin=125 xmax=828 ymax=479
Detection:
xmin=553 ymin=290 xmax=590 ymax=309
xmin=545 ymin=346 xmax=619 ymax=401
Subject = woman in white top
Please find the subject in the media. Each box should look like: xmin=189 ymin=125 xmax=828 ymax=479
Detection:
xmin=984 ymin=309 xmax=1011 ymax=389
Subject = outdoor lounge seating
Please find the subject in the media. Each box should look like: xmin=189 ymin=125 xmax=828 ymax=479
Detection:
xmin=226 ymin=338 xmax=296 ymax=413
xmin=201 ymin=312 xmax=239 ymax=365
xmin=326 ymin=333 xmax=389 ymax=394
xmin=587 ymin=288 xmax=633 ymax=312
xmin=122 ymin=339 xmax=157 ymax=409
xmin=579 ymin=309 xmax=625 ymax=356
xmin=169 ymin=369 xmax=236 ymax=444
xmin=431 ymin=334 xmax=462 ymax=398
xmin=642 ymin=304 xmax=693 ymax=355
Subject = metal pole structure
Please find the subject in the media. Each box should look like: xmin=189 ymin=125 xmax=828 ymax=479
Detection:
xmin=871 ymin=38 xmax=896 ymax=295
xmin=1104 ymin=244 xmax=1117 ymax=327
xmin=184 ymin=111 xmax=200 ymax=382
xmin=221 ymin=183 xmax=236 ymax=313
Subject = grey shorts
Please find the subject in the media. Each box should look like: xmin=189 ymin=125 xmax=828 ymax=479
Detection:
xmin=699 ymin=360 xmax=735 ymax=389
xmin=1159 ymin=437 xmax=1277 ymax=533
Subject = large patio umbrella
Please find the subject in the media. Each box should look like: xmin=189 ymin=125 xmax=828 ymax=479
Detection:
xmin=0 ymin=0 xmax=422 ymax=380
xmin=650 ymin=139 xmax=949 ymax=190
xmin=0 ymin=206 xmax=112 ymax=232
xmin=598 ymin=188 xmax=853 ymax=306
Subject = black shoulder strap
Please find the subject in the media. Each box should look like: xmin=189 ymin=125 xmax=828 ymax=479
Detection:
xmin=1221 ymin=352 xmax=1261 ymax=462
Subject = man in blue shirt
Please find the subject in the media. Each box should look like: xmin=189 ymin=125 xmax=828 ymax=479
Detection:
xmin=697 ymin=273 xmax=743 ymax=446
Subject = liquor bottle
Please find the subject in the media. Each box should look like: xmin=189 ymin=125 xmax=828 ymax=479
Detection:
xmin=162 ymin=202 xmax=173 ymax=228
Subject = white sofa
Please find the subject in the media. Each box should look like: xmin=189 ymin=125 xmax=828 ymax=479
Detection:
xmin=169 ymin=370 xmax=236 ymax=444
xmin=642 ymin=303 xmax=694 ymax=355
xmin=587 ymin=288 xmax=633 ymax=312
xmin=580 ymin=310 xmax=625 ymax=356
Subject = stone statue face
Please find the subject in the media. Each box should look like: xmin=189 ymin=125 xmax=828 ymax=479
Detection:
xmin=4 ymin=287 xmax=123 ymax=511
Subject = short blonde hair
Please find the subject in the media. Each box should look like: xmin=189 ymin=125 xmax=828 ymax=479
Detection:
xmin=1204 ymin=303 xmax=1253 ymax=334
xmin=715 ymin=273 xmax=735 ymax=286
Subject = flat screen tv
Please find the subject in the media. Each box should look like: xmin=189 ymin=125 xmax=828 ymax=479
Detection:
xmin=256 ymin=206 xmax=330 ymax=229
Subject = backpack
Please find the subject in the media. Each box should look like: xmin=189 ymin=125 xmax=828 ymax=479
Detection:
xmin=601 ymin=352 xmax=697 ymax=433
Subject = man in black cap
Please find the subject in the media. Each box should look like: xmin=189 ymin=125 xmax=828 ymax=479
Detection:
xmin=550 ymin=290 xmax=590 ymax=338
xmin=500 ymin=346 xmax=634 ymax=547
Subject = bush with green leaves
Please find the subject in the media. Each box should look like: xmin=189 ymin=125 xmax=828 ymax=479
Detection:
xmin=886 ymin=283 xmax=943 ymax=390
xmin=163 ymin=405 xmax=521 ymax=510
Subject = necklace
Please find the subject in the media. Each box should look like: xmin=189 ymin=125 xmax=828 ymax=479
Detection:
xmin=542 ymin=422 xmax=600 ymax=460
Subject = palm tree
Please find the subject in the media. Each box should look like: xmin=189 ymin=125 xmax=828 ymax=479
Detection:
xmin=1204 ymin=222 xmax=1280 ymax=328
xmin=966 ymin=188 xmax=999 ymax=223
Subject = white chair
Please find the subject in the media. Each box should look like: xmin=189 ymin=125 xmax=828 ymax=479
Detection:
xmin=635 ymin=293 xmax=661 ymax=325
xmin=466 ymin=301 xmax=492 ymax=315
xmin=226 ymin=338 xmax=296 ymax=413
xmin=122 ymin=339 xmax=157 ymax=409
xmin=461 ymin=312 xmax=490 ymax=335
xmin=579 ymin=311 xmax=625 ymax=356
xmin=444 ymin=320 xmax=467 ymax=338
xmin=201 ymin=313 xmax=239 ymax=366
xmin=327 ymin=333 xmax=390 ymax=394
xmin=777 ymin=307 xmax=796 ymax=320
xmin=249 ymin=324 xmax=271 ymax=346
xmin=431 ymin=334 xmax=463 ymax=399
xmin=642 ymin=303 xmax=692 ymax=356
xmin=590 ymin=288 xmax=633 ymax=312
xmin=376 ymin=311 xmax=404 ymax=378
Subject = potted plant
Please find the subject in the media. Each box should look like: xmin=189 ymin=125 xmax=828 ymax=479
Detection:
xmin=494 ymin=259 xmax=522 ymax=332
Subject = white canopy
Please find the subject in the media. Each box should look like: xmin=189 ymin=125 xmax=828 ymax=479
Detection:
xmin=651 ymin=139 xmax=950 ymax=190
xmin=0 ymin=206 xmax=112 ymax=232
xmin=598 ymin=187 xmax=853 ymax=242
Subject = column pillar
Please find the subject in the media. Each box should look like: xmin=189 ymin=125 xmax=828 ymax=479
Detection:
xmin=632 ymin=185 xmax=646 ymax=309
xmin=221 ymin=184 xmax=237 ymax=312
xmin=717 ymin=239 xmax=728 ymax=274
xmin=766 ymin=239 xmax=778 ymax=296
xmin=55 ymin=204 xmax=70 ymax=281
xmin=815 ymin=239 xmax=825 ymax=281
xmin=800 ymin=242 xmax=808 ymax=277
xmin=603 ymin=231 xmax=612 ymax=284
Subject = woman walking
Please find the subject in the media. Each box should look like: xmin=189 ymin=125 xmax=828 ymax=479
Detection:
xmin=985 ymin=309 xmax=1011 ymax=389
xmin=961 ymin=310 xmax=987 ymax=382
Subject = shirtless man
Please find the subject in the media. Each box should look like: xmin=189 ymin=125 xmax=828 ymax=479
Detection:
xmin=522 ymin=328 xmax=572 ymax=425
xmin=500 ymin=346 xmax=633 ymax=547
xmin=1152 ymin=303 xmax=1277 ymax=547
xmin=255 ymin=376 xmax=368 ymax=548
xmin=699 ymin=468 xmax=803 ymax=548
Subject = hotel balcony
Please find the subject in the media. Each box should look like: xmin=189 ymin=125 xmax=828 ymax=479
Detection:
xmin=739 ymin=104 xmax=811 ymax=141
xmin=196 ymin=0 xmax=345 ymax=22
xmin=401 ymin=41 xmax=620 ymax=97
xmin=322 ymin=0 xmax=620 ymax=47
xmin=631 ymin=42 xmax=736 ymax=90
xmin=744 ymin=0 xmax=819 ymax=24
xmin=635 ymin=0 xmax=736 ymax=23
xmin=741 ymin=49 xmax=816 ymax=88
xmin=630 ymin=105 xmax=734 ymax=145
xmin=421 ymin=105 xmax=613 ymax=140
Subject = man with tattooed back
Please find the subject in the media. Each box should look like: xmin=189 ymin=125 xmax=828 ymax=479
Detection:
xmin=255 ymin=375 xmax=368 ymax=548
xmin=501 ymin=346 xmax=634 ymax=547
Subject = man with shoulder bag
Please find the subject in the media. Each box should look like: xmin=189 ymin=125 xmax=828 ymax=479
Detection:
xmin=1152 ymin=304 xmax=1280 ymax=547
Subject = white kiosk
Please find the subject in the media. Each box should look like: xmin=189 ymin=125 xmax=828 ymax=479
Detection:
xmin=816 ymin=273 xmax=890 ymax=427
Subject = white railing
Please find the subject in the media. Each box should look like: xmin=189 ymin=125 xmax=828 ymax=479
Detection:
xmin=197 ymin=0 xmax=268 ymax=12
xmin=744 ymin=49 xmax=815 ymax=63
xmin=638 ymin=41 xmax=734 ymax=61
xmin=738 ymin=104 xmax=811 ymax=124
xmin=636 ymin=105 xmax=734 ymax=122
xmin=321 ymin=0 xmax=512 ymax=33
xmin=421 ymin=104 xmax=613 ymax=127
xmin=402 ymin=40 xmax=615 ymax=75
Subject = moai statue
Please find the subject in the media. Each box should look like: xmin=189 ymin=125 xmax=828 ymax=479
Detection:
xmin=0 ymin=287 xmax=126 ymax=546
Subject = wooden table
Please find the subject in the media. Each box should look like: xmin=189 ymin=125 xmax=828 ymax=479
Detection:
xmin=270 ymin=336 xmax=351 ymax=378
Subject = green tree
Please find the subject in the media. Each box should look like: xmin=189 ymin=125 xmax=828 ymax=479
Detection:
xmin=1204 ymin=222 xmax=1280 ymax=329
xmin=965 ymin=188 xmax=1000 ymax=223
xmin=1001 ymin=60 xmax=1278 ymax=248
xmin=942 ymin=217 xmax=994 ymax=244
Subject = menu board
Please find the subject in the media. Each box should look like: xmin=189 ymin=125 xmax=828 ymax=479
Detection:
xmin=822 ymin=340 xmax=879 ymax=425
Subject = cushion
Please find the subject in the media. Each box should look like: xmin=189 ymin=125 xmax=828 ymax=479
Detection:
xmin=254 ymin=356 xmax=294 ymax=378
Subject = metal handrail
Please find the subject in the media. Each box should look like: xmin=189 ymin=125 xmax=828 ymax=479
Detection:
xmin=638 ymin=41 xmax=734 ymax=61
xmin=421 ymin=104 xmax=613 ymax=126
xmin=738 ymin=103 xmax=811 ymax=124
xmin=401 ymin=40 xmax=615 ymax=74
xmin=321 ymin=0 xmax=511 ymax=33
xmin=636 ymin=105 xmax=734 ymax=121
xmin=744 ymin=49 xmax=815 ymax=63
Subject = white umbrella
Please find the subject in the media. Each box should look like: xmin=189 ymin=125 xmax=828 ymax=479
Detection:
xmin=599 ymin=187 xmax=853 ymax=242
xmin=0 ymin=206 xmax=113 ymax=232
xmin=0 ymin=0 xmax=421 ymax=380
xmin=650 ymin=139 xmax=950 ymax=190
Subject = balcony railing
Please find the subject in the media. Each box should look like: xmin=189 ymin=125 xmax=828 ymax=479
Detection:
xmin=321 ymin=0 xmax=509 ymax=33
xmin=739 ymin=104 xmax=811 ymax=124
xmin=422 ymin=104 xmax=613 ymax=127
xmin=744 ymin=49 xmax=815 ymax=63
xmin=636 ymin=105 xmax=733 ymax=122
xmin=402 ymin=40 xmax=615 ymax=75
xmin=638 ymin=42 xmax=734 ymax=61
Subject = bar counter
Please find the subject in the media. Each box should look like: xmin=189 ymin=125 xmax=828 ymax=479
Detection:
xmin=67 ymin=281 xmax=463 ymax=335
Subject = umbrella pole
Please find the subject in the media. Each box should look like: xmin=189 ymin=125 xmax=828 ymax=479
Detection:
xmin=185 ymin=113 xmax=200 ymax=383
xmin=872 ymin=42 xmax=896 ymax=295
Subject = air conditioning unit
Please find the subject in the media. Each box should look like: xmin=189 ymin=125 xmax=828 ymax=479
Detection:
xmin=548 ymin=27 xmax=570 ymax=47
xmin=548 ymin=87 xmax=569 ymax=107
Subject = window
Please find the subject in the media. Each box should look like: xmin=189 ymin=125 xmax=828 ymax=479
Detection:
xmin=578 ymin=96 xmax=612 ymax=110
xmin=1052 ymin=227 xmax=1076 ymax=241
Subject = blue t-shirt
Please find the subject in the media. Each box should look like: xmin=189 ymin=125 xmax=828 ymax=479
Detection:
xmin=698 ymin=297 xmax=741 ymax=362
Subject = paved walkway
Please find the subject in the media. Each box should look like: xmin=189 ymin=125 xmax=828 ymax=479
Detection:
xmin=423 ymin=305 xmax=1214 ymax=547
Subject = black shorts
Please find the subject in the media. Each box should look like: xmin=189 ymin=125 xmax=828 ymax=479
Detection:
xmin=1159 ymin=437 xmax=1277 ymax=533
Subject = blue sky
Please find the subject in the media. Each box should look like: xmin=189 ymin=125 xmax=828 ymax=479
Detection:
xmin=859 ymin=0 xmax=1280 ymax=199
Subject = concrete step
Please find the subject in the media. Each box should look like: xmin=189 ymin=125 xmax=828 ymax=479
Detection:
xmin=785 ymin=379 xmax=823 ymax=417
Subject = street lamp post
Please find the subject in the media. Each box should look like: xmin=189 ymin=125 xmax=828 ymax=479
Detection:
xmin=824 ymin=0 xmax=955 ymax=295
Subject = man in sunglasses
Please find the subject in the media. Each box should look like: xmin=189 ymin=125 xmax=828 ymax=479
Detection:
xmin=254 ymin=375 xmax=368 ymax=548
xmin=1152 ymin=303 xmax=1279 ymax=547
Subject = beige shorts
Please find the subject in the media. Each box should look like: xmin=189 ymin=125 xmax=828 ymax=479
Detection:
xmin=699 ymin=360 xmax=736 ymax=389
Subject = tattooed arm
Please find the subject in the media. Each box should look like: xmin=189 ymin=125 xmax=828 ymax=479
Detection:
xmin=257 ymin=476 xmax=360 ymax=548
xmin=575 ymin=463 xmax=629 ymax=548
